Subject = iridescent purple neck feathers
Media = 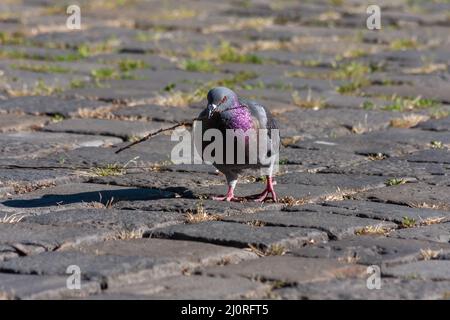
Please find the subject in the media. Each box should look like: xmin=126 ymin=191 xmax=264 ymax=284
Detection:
xmin=222 ymin=100 xmax=253 ymax=131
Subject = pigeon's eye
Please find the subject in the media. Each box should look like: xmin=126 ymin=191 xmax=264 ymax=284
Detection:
xmin=218 ymin=96 xmax=228 ymax=106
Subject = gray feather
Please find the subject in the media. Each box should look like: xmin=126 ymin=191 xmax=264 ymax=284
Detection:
xmin=196 ymin=88 xmax=280 ymax=183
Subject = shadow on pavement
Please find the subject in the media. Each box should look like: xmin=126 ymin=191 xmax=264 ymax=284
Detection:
xmin=1 ymin=187 xmax=194 ymax=208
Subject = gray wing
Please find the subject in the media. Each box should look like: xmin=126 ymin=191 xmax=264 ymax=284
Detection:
xmin=240 ymin=99 xmax=280 ymax=170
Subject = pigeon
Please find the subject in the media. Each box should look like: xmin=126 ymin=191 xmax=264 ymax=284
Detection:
xmin=194 ymin=87 xmax=279 ymax=202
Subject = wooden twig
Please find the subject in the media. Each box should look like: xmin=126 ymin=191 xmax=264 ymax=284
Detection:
xmin=114 ymin=98 xmax=231 ymax=154
xmin=115 ymin=119 xmax=198 ymax=154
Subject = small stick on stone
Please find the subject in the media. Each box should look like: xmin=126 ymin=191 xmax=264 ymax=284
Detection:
xmin=115 ymin=98 xmax=230 ymax=154
xmin=115 ymin=119 xmax=199 ymax=154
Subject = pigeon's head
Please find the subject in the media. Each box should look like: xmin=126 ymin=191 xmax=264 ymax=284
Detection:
xmin=206 ymin=87 xmax=238 ymax=119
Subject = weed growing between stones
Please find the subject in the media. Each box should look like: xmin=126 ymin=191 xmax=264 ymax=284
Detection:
xmin=355 ymin=225 xmax=393 ymax=236
xmin=114 ymin=228 xmax=144 ymax=240
xmin=154 ymin=71 xmax=258 ymax=107
xmin=401 ymin=216 xmax=417 ymax=228
xmin=368 ymin=153 xmax=387 ymax=161
xmin=291 ymin=90 xmax=326 ymax=110
xmin=386 ymin=178 xmax=406 ymax=186
xmin=70 ymin=79 xmax=87 ymax=89
xmin=90 ymin=163 xmax=126 ymax=177
xmin=333 ymin=62 xmax=381 ymax=94
xmin=382 ymin=96 xmax=440 ymax=112
xmin=430 ymin=141 xmax=444 ymax=149
xmin=0 ymin=31 xmax=26 ymax=45
xmin=184 ymin=200 xmax=221 ymax=224
xmin=278 ymin=196 xmax=309 ymax=206
xmin=182 ymin=59 xmax=217 ymax=73
xmin=89 ymin=157 xmax=139 ymax=177
xmin=246 ymin=220 xmax=267 ymax=227
xmin=11 ymin=63 xmax=72 ymax=74
xmin=91 ymin=68 xmax=119 ymax=82
xmin=390 ymin=114 xmax=429 ymax=128
xmin=247 ymin=244 xmax=287 ymax=257
xmin=0 ymin=213 xmax=28 ymax=223
xmin=189 ymin=41 xmax=263 ymax=65
xmin=118 ymin=59 xmax=149 ymax=72
xmin=419 ymin=249 xmax=443 ymax=261
xmin=5 ymin=79 xmax=63 ymax=96
xmin=49 ymin=114 xmax=65 ymax=124
xmin=418 ymin=216 xmax=446 ymax=226
xmin=389 ymin=38 xmax=419 ymax=51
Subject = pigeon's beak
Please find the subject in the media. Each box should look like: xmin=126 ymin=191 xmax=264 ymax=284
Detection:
xmin=207 ymin=104 xmax=217 ymax=119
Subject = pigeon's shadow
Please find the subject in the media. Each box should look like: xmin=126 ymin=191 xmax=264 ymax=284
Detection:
xmin=1 ymin=187 xmax=193 ymax=208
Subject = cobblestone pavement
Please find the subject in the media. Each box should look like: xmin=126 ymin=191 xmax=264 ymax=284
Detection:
xmin=0 ymin=0 xmax=450 ymax=300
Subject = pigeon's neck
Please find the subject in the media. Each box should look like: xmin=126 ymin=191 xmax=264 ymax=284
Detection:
xmin=224 ymin=100 xmax=253 ymax=130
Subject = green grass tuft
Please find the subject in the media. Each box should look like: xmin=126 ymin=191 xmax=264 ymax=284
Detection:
xmin=333 ymin=62 xmax=380 ymax=94
xmin=76 ymin=38 xmax=119 ymax=58
xmin=90 ymin=164 xmax=125 ymax=177
xmin=70 ymin=79 xmax=86 ymax=89
xmin=91 ymin=68 xmax=119 ymax=81
xmin=401 ymin=216 xmax=417 ymax=228
xmin=386 ymin=178 xmax=407 ymax=186
xmin=118 ymin=59 xmax=149 ymax=72
xmin=390 ymin=38 xmax=419 ymax=51
xmin=430 ymin=141 xmax=444 ymax=149
xmin=382 ymin=96 xmax=440 ymax=112
xmin=219 ymin=42 xmax=263 ymax=64
xmin=183 ymin=59 xmax=217 ymax=72
xmin=0 ymin=31 xmax=26 ymax=45
xmin=12 ymin=63 xmax=71 ymax=74
xmin=191 ymin=41 xmax=263 ymax=65
xmin=51 ymin=114 xmax=65 ymax=123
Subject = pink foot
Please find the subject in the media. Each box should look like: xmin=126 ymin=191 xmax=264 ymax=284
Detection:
xmin=212 ymin=186 xmax=238 ymax=202
xmin=212 ymin=195 xmax=240 ymax=202
xmin=251 ymin=177 xmax=277 ymax=203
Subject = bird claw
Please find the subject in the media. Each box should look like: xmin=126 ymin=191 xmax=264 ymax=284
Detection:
xmin=212 ymin=195 xmax=240 ymax=202
xmin=253 ymin=191 xmax=269 ymax=202
xmin=248 ymin=189 xmax=277 ymax=203
xmin=210 ymin=184 xmax=238 ymax=202
xmin=254 ymin=193 xmax=277 ymax=203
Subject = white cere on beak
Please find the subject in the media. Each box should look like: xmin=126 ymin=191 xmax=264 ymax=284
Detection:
xmin=208 ymin=104 xmax=217 ymax=118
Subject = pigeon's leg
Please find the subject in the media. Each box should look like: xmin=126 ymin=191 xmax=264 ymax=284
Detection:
xmin=253 ymin=176 xmax=277 ymax=202
xmin=212 ymin=177 xmax=239 ymax=202
xmin=212 ymin=186 xmax=235 ymax=201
